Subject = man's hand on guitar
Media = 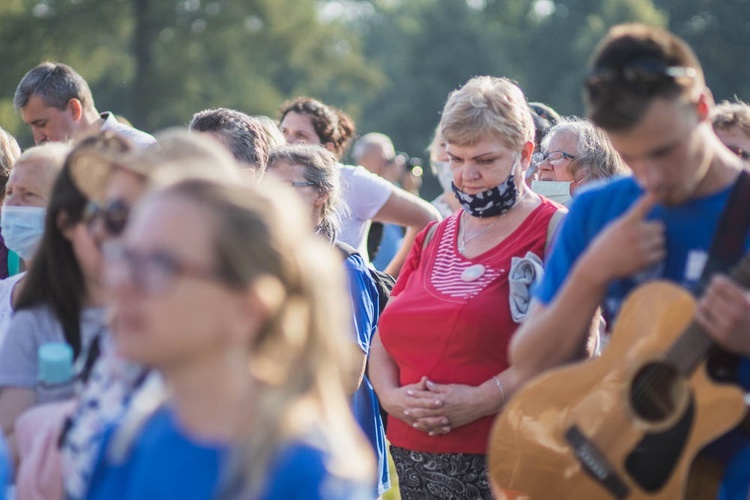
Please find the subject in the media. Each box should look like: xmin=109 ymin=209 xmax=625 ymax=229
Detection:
xmin=582 ymin=193 xmax=666 ymax=282
xmin=696 ymin=275 xmax=750 ymax=356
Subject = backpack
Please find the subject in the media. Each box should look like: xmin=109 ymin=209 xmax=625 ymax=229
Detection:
xmin=335 ymin=241 xmax=395 ymax=314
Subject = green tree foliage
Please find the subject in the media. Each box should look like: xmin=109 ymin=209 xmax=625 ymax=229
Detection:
xmin=654 ymin=0 xmax=750 ymax=104
xmin=0 ymin=0 xmax=380 ymax=146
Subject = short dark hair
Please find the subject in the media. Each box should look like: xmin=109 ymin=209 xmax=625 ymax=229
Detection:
xmin=189 ymin=108 xmax=269 ymax=172
xmin=14 ymin=62 xmax=96 ymax=114
xmin=277 ymin=97 xmax=356 ymax=160
xmin=529 ymin=102 xmax=561 ymax=149
xmin=584 ymin=24 xmax=704 ymax=132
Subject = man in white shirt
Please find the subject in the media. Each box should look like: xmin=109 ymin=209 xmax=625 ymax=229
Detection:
xmin=14 ymin=62 xmax=155 ymax=148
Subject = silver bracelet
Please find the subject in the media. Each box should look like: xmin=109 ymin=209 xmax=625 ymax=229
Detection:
xmin=493 ymin=375 xmax=506 ymax=406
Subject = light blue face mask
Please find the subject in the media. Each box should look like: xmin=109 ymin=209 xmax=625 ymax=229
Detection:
xmin=1 ymin=206 xmax=47 ymax=260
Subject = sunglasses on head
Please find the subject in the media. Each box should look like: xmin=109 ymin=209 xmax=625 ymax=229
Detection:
xmin=83 ymin=199 xmax=130 ymax=236
xmin=585 ymin=58 xmax=697 ymax=96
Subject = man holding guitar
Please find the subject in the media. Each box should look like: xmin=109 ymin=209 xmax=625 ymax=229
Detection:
xmin=505 ymin=24 xmax=750 ymax=498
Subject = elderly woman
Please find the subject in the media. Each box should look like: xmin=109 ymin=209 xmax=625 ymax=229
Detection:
xmin=369 ymin=76 xmax=564 ymax=499
xmin=532 ymin=116 xmax=628 ymax=205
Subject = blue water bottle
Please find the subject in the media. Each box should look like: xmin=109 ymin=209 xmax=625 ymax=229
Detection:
xmin=37 ymin=342 xmax=74 ymax=403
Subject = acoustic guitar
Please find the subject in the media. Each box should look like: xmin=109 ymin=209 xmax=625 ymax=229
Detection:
xmin=488 ymin=270 xmax=750 ymax=499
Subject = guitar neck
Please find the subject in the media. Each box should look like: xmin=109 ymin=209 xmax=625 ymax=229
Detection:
xmin=665 ymin=253 xmax=750 ymax=375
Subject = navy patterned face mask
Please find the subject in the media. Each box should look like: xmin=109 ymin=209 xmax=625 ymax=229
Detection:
xmin=451 ymin=158 xmax=520 ymax=218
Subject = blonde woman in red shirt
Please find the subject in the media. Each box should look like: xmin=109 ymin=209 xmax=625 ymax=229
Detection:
xmin=369 ymin=76 xmax=565 ymax=499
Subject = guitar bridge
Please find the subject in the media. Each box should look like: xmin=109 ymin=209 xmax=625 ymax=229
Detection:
xmin=565 ymin=426 xmax=630 ymax=499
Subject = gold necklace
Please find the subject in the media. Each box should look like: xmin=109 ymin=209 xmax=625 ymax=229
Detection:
xmin=457 ymin=189 xmax=530 ymax=253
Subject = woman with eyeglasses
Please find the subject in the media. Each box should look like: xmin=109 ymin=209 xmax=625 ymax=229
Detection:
xmin=532 ymin=117 xmax=628 ymax=205
xmin=85 ymin=177 xmax=374 ymax=499
xmin=368 ymin=76 xmax=567 ymax=499
xmin=278 ymin=97 xmax=440 ymax=278
xmin=60 ymin=130 xmax=242 ymax=500
xmin=266 ymin=143 xmax=390 ymax=497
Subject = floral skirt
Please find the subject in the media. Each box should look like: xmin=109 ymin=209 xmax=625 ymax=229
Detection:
xmin=390 ymin=446 xmax=491 ymax=500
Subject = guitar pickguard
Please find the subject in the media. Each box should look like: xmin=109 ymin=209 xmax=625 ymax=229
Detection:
xmin=625 ymin=397 xmax=695 ymax=492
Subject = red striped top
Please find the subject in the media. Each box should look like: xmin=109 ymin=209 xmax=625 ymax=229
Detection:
xmin=379 ymin=199 xmax=558 ymax=454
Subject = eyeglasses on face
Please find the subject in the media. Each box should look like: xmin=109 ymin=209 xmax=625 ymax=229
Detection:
xmin=83 ymin=199 xmax=130 ymax=236
xmin=726 ymin=145 xmax=750 ymax=161
xmin=532 ymin=151 xmax=576 ymax=166
xmin=103 ymin=243 xmax=225 ymax=296
xmin=285 ymin=181 xmax=317 ymax=188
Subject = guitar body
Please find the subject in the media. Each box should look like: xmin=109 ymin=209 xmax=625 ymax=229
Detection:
xmin=489 ymin=281 xmax=747 ymax=499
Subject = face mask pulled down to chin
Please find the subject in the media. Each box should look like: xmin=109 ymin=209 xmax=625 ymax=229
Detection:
xmin=531 ymin=180 xmax=573 ymax=206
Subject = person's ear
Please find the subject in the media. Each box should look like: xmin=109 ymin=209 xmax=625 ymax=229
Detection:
xmin=66 ymin=98 xmax=84 ymax=121
xmin=57 ymin=211 xmax=75 ymax=241
xmin=695 ymin=89 xmax=714 ymax=122
xmin=519 ymin=140 xmax=535 ymax=171
xmin=314 ymin=191 xmax=329 ymax=210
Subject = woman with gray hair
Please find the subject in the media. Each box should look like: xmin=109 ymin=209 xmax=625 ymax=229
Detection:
xmin=533 ymin=117 xmax=628 ymax=205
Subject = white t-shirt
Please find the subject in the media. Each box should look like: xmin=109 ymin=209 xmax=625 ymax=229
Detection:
xmin=0 ymin=273 xmax=24 ymax=348
xmin=100 ymin=112 xmax=156 ymax=148
xmin=337 ymin=164 xmax=392 ymax=262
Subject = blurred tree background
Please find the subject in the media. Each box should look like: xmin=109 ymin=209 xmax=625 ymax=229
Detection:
xmin=0 ymin=0 xmax=748 ymax=197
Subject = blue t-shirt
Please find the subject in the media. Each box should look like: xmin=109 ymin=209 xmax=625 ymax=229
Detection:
xmin=0 ymin=434 xmax=8 ymax=500
xmin=535 ymin=175 xmax=750 ymax=497
xmin=372 ymin=223 xmax=404 ymax=272
xmin=86 ymin=406 xmax=373 ymax=499
xmin=344 ymin=252 xmax=390 ymax=496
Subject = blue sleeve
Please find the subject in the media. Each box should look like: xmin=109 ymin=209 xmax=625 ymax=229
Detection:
xmin=719 ymin=444 xmax=750 ymax=500
xmin=534 ymin=177 xmax=642 ymax=306
xmin=261 ymin=442 xmax=372 ymax=500
xmin=0 ymin=434 xmax=9 ymax=498
xmin=344 ymin=254 xmax=379 ymax=355
xmin=534 ymin=193 xmax=593 ymax=305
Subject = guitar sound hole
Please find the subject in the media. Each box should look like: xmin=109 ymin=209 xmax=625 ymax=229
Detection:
xmin=630 ymin=362 xmax=685 ymax=422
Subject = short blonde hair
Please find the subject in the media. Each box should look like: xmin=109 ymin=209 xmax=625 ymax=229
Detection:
xmin=440 ymin=76 xmax=535 ymax=151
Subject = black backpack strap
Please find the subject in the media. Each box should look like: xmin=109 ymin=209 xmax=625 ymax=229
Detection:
xmin=697 ymin=169 xmax=750 ymax=294
xmin=335 ymin=241 xmax=359 ymax=259
xmin=699 ymin=170 xmax=750 ymax=381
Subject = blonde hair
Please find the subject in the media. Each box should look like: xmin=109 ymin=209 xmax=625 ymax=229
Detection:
xmin=440 ymin=76 xmax=535 ymax=151
xmin=0 ymin=127 xmax=20 ymax=172
xmin=151 ymin=178 xmax=372 ymax=497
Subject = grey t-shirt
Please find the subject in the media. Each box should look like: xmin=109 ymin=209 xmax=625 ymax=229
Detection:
xmin=0 ymin=305 xmax=106 ymax=404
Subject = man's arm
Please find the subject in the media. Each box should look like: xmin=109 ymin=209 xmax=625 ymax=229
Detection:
xmin=374 ymin=188 xmax=441 ymax=278
xmin=511 ymin=193 xmax=665 ymax=386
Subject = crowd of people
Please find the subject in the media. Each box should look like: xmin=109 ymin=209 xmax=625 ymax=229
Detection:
xmin=0 ymin=21 xmax=746 ymax=500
